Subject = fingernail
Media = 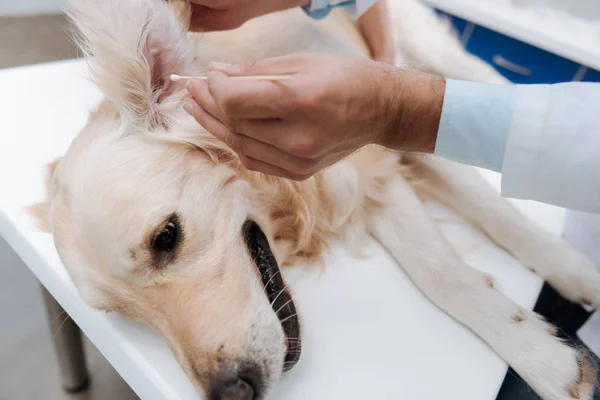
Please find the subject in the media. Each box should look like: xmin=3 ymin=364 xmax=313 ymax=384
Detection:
xmin=183 ymin=101 xmax=194 ymax=115
xmin=185 ymin=81 xmax=193 ymax=92
xmin=209 ymin=61 xmax=232 ymax=71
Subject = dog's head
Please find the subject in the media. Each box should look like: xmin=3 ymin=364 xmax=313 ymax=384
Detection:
xmin=30 ymin=1 xmax=309 ymax=398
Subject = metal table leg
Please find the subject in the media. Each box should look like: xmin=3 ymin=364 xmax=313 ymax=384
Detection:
xmin=40 ymin=285 xmax=90 ymax=393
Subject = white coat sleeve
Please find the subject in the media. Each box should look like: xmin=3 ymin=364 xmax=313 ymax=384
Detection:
xmin=302 ymin=0 xmax=377 ymax=19
xmin=435 ymin=80 xmax=600 ymax=213
xmin=501 ymin=83 xmax=600 ymax=213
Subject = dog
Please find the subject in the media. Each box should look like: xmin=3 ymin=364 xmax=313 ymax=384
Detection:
xmin=30 ymin=0 xmax=600 ymax=399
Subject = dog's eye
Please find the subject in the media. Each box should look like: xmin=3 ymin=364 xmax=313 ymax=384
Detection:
xmin=153 ymin=220 xmax=179 ymax=253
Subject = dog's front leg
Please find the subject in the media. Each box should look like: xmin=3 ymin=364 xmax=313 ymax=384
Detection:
xmin=368 ymin=176 xmax=596 ymax=400
xmin=413 ymin=157 xmax=600 ymax=309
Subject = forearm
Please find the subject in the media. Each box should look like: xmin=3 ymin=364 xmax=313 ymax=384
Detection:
xmin=380 ymin=69 xmax=445 ymax=154
xmin=357 ymin=0 xmax=395 ymax=63
xmin=381 ymin=72 xmax=516 ymax=172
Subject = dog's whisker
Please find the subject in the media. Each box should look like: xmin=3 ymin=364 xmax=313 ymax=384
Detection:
xmin=49 ymin=309 xmax=67 ymax=327
xmin=52 ymin=314 xmax=72 ymax=341
xmin=274 ymin=298 xmax=294 ymax=315
xmin=270 ymin=285 xmax=288 ymax=307
xmin=263 ymin=269 xmax=282 ymax=289
xmin=278 ymin=313 xmax=298 ymax=325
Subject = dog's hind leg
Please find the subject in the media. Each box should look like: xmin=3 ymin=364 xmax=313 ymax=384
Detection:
xmin=403 ymin=155 xmax=600 ymax=310
xmin=369 ymin=175 xmax=596 ymax=400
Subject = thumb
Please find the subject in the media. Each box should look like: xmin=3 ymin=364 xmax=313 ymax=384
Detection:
xmin=208 ymin=54 xmax=307 ymax=76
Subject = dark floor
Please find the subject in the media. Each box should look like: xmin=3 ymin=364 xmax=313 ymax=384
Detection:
xmin=0 ymin=236 xmax=139 ymax=400
xmin=497 ymin=284 xmax=600 ymax=400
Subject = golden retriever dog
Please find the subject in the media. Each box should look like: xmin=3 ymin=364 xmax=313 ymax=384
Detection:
xmin=31 ymin=0 xmax=600 ymax=399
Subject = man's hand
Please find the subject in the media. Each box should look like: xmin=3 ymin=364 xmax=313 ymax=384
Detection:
xmin=189 ymin=0 xmax=309 ymax=31
xmin=184 ymin=53 xmax=445 ymax=180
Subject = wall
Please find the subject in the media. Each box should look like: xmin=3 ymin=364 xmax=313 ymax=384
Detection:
xmin=0 ymin=0 xmax=67 ymax=16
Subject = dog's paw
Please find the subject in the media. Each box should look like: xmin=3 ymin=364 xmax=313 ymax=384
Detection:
xmin=523 ymin=239 xmax=600 ymax=309
xmin=511 ymin=314 xmax=597 ymax=400
xmin=566 ymin=354 xmax=597 ymax=400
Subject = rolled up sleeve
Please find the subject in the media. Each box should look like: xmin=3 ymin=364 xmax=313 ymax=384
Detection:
xmin=434 ymin=79 xmax=517 ymax=172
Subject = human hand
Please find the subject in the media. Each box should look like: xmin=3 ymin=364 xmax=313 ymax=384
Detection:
xmin=189 ymin=0 xmax=309 ymax=32
xmin=184 ymin=53 xmax=445 ymax=180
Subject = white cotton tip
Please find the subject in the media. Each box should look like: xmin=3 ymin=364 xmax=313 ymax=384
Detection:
xmin=170 ymin=74 xmax=206 ymax=82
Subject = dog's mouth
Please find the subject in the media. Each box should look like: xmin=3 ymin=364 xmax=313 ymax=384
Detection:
xmin=243 ymin=220 xmax=301 ymax=372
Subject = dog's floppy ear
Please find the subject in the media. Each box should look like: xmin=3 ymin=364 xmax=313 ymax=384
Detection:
xmin=28 ymin=158 xmax=62 ymax=233
xmin=68 ymin=0 xmax=193 ymax=128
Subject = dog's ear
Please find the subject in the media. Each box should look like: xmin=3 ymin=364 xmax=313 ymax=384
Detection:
xmin=167 ymin=0 xmax=192 ymax=30
xmin=68 ymin=0 xmax=193 ymax=128
xmin=28 ymin=158 xmax=62 ymax=233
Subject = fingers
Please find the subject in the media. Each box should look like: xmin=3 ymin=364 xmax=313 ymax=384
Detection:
xmin=208 ymin=54 xmax=307 ymax=76
xmin=187 ymin=81 xmax=326 ymax=158
xmin=187 ymin=79 xmax=328 ymax=158
xmin=187 ymin=80 xmax=220 ymax=117
xmin=238 ymin=148 xmax=353 ymax=181
xmin=186 ymin=79 xmax=295 ymax=149
xmin=184 ymin=100 xmax=318 ymax=178
xmin=186 ymin=77 xmax=286 ymax=138
xmin=186 ymin=71 xmax=291 ymax=119
xmin=184 ymin=100 xmax=234 ymax=147
xmin=197 ymin=72 xmax=290 ymax=119
xmin=238 ymin=156 xmax=312 ymax=181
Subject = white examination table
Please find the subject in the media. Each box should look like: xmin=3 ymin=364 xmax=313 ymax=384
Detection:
xmin=0 ymin=60 xmax=568 ymax=399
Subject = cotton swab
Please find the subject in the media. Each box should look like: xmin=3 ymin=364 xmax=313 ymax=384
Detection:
xmin=170 ymin=74 xmax=293 ymax=82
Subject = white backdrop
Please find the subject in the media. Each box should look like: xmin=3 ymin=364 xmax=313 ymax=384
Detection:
xmin=0 ymin=0 xmax=67 ymax=16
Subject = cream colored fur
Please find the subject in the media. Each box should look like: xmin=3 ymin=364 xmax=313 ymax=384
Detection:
xmin=31 ymin=0 xmax=599 ymax=399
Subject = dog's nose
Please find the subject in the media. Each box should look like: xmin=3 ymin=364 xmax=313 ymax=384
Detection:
xmin=210 ymin=371 xmax=256 ymax=400
xmin=210 ymin=362 xmax=263 ymax=400
xmin=212 ymin=378 xmax=253 ymax=400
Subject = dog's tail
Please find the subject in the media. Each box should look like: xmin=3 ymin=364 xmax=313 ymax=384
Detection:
xmin=387 ymin=0 xmax=509 ymax=84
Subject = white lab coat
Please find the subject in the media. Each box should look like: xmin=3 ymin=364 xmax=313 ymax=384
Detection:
xmin=501 ymin=83 xmax=600 ymax=213
xmin=437 ymin=81 xmax=600 ymax=213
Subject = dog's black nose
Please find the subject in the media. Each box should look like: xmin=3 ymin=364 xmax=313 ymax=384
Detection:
xmin=210 ymin=364 xmax=263 ymax=400
xmin=211 ymin=377 xmax=254 ymax=400
xmin=210 ymin=362 xmax=263 ymax=400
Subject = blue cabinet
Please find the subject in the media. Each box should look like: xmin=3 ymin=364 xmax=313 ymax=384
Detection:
xmin=435 ymin=10 xmax=600 ymax=84
xmin=582 ymin=68 xmax=600 ymax=82
xmin=465 ymin=26 xmax=582 ymax=83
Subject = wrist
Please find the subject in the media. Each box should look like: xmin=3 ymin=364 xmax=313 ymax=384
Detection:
xmin=379 ymin=69 xmax=446 ymax=153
